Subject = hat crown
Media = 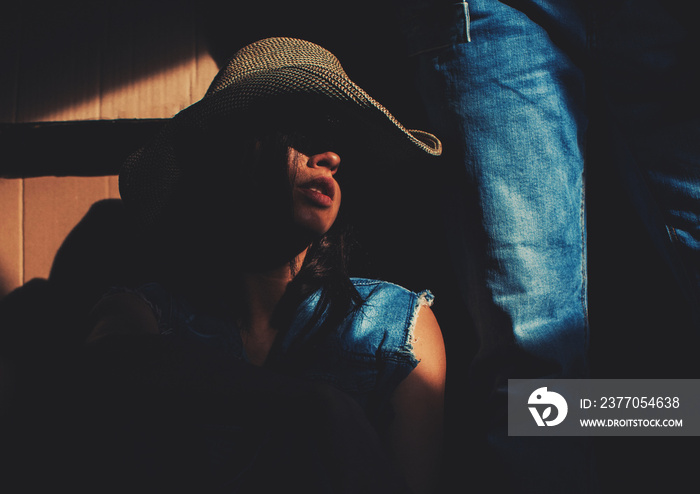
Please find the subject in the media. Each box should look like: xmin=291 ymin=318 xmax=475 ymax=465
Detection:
xmin=206 ymin=37 xmax=347 ymax=97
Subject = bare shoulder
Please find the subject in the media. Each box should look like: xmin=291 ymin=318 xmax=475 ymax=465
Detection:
xmin=86 ymin=290 xmax=160 ymax=343
xmin=393 ymin=304 xmax=447 ymax=403
xmin=411 ymin=305 xmax=446 ymax=378
xmin=388 ymin=304 xmax=446 ymax=494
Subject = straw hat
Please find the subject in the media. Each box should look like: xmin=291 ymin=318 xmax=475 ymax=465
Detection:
xmin=120 ymin=37 xmax=442 ymax=229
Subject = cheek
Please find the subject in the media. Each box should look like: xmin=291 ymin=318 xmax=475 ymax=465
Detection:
xmin=326 ymin=188 xmax=342 ymax=225
xmin=334 ymin=189 xmax=342 ymax=219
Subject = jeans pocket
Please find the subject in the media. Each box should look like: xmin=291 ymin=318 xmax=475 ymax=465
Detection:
xmin=399 ymin=1 xmax=471 ymax=57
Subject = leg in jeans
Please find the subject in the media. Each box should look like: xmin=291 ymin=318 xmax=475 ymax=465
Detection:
xmin=593 ymin=0 xmax=700 ymax=323
xmin=396 ymin=1 xmax=593 ymax=491
xmin=397 ymin=0 xmax=700 ymax=490
xmin=587 ymin=4 xmax=700 ymax=488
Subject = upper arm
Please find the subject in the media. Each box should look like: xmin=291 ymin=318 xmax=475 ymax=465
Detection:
xmin=86 ymin=291 xmax=160 ymax=344
xmin=389 ymin=305 xmax=447 ymax=494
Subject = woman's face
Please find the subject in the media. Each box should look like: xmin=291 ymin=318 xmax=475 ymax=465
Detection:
xmin=287 ymin=146 xmax=341 ymax=236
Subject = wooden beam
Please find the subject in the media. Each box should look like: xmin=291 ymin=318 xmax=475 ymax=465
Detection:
xmin=0 ymin=119 xmax=166 ymax=178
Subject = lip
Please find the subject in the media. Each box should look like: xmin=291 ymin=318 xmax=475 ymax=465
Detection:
xmin=297 ymin=176 xmax=337 ymax=208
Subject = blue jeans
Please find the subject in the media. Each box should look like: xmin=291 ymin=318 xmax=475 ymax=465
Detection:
xmin=396 ymin=0 xmax=699 ymax=491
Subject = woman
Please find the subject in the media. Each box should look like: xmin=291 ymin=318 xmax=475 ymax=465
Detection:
xmin=86 ymin=37 xmax=445 ymax=493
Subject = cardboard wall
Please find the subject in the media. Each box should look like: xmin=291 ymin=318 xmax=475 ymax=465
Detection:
xmin=0 ymin=2 xmax=219 ymax=298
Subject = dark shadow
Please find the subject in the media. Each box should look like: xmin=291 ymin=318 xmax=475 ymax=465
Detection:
xmin=586 ymin=73 xmax=698 ymax=494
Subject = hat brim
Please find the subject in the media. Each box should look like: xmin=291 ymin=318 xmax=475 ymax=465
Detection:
xmin=120 ymin=60 xmax=442 ymax=230
xmin=176 ymin=65 xmax=442 ymax=158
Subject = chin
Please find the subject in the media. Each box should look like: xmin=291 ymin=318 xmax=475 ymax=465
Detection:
xmin=293 ymin=213 xmax=336 ymax=238
xmin=295 ymin=225 xmax=331 ymax=243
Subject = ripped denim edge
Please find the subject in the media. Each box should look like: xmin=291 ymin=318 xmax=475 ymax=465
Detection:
xmin=403 ymin=289 xmax=435 ymax=364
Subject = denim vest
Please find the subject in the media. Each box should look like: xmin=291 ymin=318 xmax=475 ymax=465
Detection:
xmin=133 ymin=278 xmax=433 ymax=424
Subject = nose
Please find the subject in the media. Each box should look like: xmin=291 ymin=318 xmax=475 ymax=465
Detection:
xmin=308 ymin=151 xmax=340 ymax=175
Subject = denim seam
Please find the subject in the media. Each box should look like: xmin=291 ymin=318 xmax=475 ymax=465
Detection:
xmin=666 ymin=225 xmax=682 ymax=246
xmin=580 ymin=167 xmax=589 ymax=351
xmin=582 ymin=2 xmax=594 ymax=352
